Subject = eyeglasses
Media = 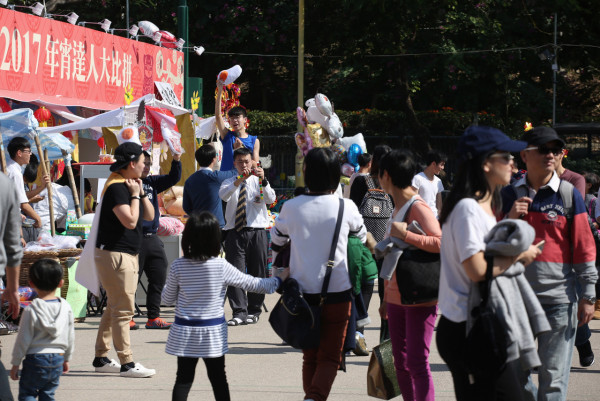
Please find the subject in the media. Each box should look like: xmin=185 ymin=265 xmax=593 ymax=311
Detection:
xmin=489 ymin=152 xmax=514 ymax=163
xmin=523 ymin=146 xmax=564 ymax=156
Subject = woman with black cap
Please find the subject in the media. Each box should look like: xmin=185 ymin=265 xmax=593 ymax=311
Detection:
xmin=92 ymin=142 xmax=156 ymax=378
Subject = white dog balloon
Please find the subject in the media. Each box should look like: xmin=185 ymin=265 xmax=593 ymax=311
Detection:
xmin=315 ymin=93 xmax=333 ymax=117
xmin=325 ymin=113 xmax=343 ymax=139
xmin=306 ymin=106 xmax=327 ymax=126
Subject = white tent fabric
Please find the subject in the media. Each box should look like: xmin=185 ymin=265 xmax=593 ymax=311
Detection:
xmin=38 ymin=94 xmax=190 ymax=135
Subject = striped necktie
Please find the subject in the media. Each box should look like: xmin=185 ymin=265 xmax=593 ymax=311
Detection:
xmin=235 ymin=182 xmax=247 ymax=231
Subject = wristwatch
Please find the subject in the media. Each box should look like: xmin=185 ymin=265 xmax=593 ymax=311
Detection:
xmin=582 ymin=296 xmax=597 ymax=305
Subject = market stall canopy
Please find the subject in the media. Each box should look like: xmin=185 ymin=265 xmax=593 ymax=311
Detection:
xmin=38 ymin=94 xmax=189 ymax=135
xmin=1 ymin=109 xmax=74 ymax=160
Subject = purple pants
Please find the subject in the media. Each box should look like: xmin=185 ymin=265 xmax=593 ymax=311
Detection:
xmin=387 ymin=303 xmax=437 ymax=401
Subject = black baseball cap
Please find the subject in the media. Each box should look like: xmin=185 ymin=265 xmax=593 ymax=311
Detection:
xmin=521 ymin=126 xmax=566 ymax=147
xmin=110 ymin=142 xmax=143 ymax=172
xmin=457 ymin=126 xmax=527 ymax=162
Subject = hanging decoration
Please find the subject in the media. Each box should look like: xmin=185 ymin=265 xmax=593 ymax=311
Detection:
xmin=34 ymin=107 xmax=53 ymax=127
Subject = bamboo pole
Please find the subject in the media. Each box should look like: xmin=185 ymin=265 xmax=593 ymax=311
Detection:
xmin=0 ymin=135 xmax=6 ymax=173
xmin=43 ymin=149 xmax=56 ymax=237
xmin=62 ymin=150 xmax=81 ymax=218
xmin=34 ymin=137 xmax=55 ymax=236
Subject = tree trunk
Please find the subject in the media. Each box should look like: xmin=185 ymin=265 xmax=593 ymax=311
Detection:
xmin=397 ymin=60 xmax=431 ymax=156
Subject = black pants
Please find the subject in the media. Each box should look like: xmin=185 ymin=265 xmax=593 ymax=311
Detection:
xmin=138 ymin=234 xmax=168 ymax=319
xmin=173 ymin=356 xmax=230 ymax=401
xmin=375 ymin=258 xmax=389 ymax=341
xmin=436 ymin=316 xmax=526 ymax=401
xmin=224 ymin=228 xmax=267 ymax=320
xmin=357 ymin=280 xmax=374 ymax=335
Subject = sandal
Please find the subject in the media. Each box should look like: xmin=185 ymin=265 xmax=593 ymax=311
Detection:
xmin=246 ymin=315 xmax=259 ymax=324
xmin=227 ymin=317 xmax=246 ymax=326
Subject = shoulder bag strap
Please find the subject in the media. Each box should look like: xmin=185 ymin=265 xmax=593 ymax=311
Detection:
xmin=320 ymin=198 xmax=345 ymax=305
xmin=365 ymin=175 xmax=375 ymax=190
xmin=402 ymin=198 xmax=422 ymax=223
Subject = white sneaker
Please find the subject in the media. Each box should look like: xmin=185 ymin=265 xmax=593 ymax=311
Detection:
xmin=120 ymin=363 xmax=156 ymax=378
xmin=95 ymin=359 xmax=121 ymax=373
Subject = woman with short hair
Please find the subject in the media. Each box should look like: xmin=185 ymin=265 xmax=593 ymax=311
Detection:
xmin=378 ymin=149 xmax=441 ymax=401
xmin=270 ymin=147 xmax=367 ymax=401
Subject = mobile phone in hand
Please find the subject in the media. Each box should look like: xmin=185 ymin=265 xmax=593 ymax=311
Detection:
xmin=536 ymin=240 xmax=546 ymax=251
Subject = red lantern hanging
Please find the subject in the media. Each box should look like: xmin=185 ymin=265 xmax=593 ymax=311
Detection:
xmin=34 ymin=106 xmax=53 ymax=127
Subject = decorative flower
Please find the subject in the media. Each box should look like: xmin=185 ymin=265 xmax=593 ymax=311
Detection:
xmin=124 ymin=86 xmax=134 ymax=105
xmin=524 ymin=122 xmax=533 ymax=131
xmin=191 ymin=91 xmax=200 ymax=112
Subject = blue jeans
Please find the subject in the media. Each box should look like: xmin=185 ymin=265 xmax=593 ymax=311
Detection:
xmin=18 ymin=354 xmax=63 ymax=401
xmin=521 ymin=303 xmax=577 ymax=401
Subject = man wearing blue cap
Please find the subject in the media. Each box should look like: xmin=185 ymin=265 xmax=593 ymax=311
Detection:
xmin=501 ymin=126 xmax=598 ymax=401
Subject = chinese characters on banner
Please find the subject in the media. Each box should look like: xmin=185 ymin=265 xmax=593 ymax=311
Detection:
xmin=0 ymin=8 xmax=184 ymax=110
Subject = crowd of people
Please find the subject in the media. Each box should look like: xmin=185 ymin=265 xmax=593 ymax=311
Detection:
xmin=1 ymin=81 xmax=600 ymax=401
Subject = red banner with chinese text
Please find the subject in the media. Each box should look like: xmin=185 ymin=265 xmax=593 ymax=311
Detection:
xmin=0 ymin=8 xmax=183 ymax=110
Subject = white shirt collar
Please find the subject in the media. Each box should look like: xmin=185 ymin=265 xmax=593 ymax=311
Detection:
xmin=515 ymin=171 xmax=560 ymax=193
xmin=199 ymin=166 xmax=213 ymax=171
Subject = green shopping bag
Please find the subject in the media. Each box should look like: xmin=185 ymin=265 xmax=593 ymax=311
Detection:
xmin=367 ymin=339 xmax=401 ymax=399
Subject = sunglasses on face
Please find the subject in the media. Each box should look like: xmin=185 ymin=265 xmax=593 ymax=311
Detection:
xmin=524 ymin=146 xmax=564 ymax=156
xmin=489 ymin=152 xmax=514 ymax=163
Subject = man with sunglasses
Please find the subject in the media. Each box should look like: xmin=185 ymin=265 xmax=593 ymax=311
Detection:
xmin=551 ymin=145 xmax=597 ymax=371
xmin=501 ymin=127 xmax=598 ymax=401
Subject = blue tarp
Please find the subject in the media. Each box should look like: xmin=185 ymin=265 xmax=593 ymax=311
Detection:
xmin=1 ymin=109 xmax=74 ymax=160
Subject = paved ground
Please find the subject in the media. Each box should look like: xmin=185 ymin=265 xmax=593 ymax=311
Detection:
xmin=2 ymin=290 xmax=600 ymax=400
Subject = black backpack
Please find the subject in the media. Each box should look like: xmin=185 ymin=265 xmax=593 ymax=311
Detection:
xmin=359 ymin=176 xmax=393 ymax=242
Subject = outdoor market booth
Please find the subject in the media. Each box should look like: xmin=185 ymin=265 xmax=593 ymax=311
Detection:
xmin=0 ymin=6 xmax=197 ymax=318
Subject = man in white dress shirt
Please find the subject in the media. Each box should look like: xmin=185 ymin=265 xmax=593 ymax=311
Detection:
xmin=219 ymin=147 xmax=276 ymax=326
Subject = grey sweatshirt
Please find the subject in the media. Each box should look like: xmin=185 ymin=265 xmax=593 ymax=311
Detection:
xmin=0 ymin=173 xmax=23 ymax=275
xmin=11 ymin=298 xmax=75 ymax=367
xmin=467 ymin=219 xmax=551 ymax=370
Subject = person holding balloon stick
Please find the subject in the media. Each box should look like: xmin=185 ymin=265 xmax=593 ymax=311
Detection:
xmin=215 ymin=74 xmax=260 ymax=171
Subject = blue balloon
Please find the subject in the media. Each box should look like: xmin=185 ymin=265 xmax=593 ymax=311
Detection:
xmin=347 ymin=144 xmax=362 ymax=166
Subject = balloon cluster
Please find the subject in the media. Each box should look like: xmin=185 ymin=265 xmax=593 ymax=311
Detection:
xmin=295 ymin=93 xmax=369 ymax=180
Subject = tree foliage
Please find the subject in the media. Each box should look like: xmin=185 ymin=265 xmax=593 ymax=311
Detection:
xmin=40 ymin=0 xmax=600 ymax=141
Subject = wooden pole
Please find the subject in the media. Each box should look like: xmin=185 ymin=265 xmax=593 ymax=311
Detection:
xmin=0 ymin=135 xmax=6 ymax=173
xmin=43 ymin=149 xmax=56 ymax=237
xmin=62 ymin=150 xmax=81 ymax=218
xmin=34 ymin=137 xmax=55 ymax=236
